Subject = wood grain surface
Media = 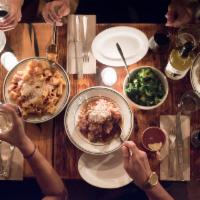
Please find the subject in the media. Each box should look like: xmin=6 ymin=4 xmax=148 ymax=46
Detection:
xmin=1 ymin=23 xmax=200 ymax=180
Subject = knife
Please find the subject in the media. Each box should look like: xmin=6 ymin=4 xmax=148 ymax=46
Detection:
xmin=74 ymin=15 xmax=83 ymax=78
xmin=175 ymin=111 xmax=184 ymax=180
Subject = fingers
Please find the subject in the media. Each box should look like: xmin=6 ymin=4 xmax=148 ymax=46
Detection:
xmin=2 ymin=104 xmax=20 ymax=120
xmin=123 ymin=141 xmax=139 ymax=157
xmin=165 ymin=3 xmax=193 ymax=28
xmin=58 ymin=3 xmax=70 ymax=18
xmin=42 ymin=1 xmax=69 ymax=26
xmin=122 ymin=145 xmax=130 ymax=170
xmin=0 ymin=11 xmax=21 ymax=31
xmin=165 ymin=5 xmax=176 ymax=26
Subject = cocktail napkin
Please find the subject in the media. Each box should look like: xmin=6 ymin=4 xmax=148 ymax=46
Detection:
xmin=160 ymin=115 xmax=190 ymax=181
xmin=0 ymin=142 xmax=23 ymax=180
xmin=67 ymin=15 xmax=96 ymax=74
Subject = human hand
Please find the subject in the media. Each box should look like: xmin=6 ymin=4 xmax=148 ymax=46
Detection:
xmin=165 ymin=0 xmax=192 ymax=28
xmin=42 ymin=0 xmax=70 ymax=26
xmin=121 ymin=141 xmax=152 ymax=188
xmin=0 ymin=104 xmax=28 ymax=147
xmin=0 ymin=0 xmax=23 ymax=31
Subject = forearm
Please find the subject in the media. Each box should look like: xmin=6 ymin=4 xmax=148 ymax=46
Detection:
xmin=19 ymin=137 xmax=67 ymax=198
xmin=144 ymin=182 xmax=174 ymax=200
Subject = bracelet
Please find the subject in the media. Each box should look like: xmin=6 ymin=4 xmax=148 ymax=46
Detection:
xmin=24 ymin=144 xmax=37 ymax=160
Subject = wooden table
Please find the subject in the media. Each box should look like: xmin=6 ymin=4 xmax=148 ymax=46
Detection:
xmin=0 ymin=23 xmax=200 ymax=180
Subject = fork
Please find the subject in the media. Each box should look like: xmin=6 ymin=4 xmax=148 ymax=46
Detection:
xmin=168 ymin=128 xmax=176 ymax=177
xmin=46 ymin=23 xmax=57 ymax=63
xmin=82 ymin=16 xmax=89 ymax=63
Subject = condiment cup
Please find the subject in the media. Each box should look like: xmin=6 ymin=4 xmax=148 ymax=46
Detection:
xmin=141 ymin=127 xmax=166 ymax=159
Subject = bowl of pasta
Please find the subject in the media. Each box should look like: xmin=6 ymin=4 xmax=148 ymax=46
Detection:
xmin=3 ymin=57 xmax=70 ymax=123
xmin=64 ymin=86 xmax=134 ymax=155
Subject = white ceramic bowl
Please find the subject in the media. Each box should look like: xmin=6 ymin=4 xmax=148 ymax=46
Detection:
xmin=123 ymin=66 xmax=169 ymax=110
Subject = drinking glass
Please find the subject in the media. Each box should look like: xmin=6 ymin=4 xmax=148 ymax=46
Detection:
xmin=178 ymin=90 xmax=200 ymax=115
xmin=0 ymin=0 xmax=9 ymax=22
xmin=0 ymin=104 xmax=13 ymax=135
xmin=176 ymin=24 xmax=200 ymax=50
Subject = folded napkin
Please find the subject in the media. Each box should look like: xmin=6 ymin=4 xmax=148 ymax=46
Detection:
xmin=0 ymin=142 xmax=23 ymax=180
xmin=160 ymin=115 xmax=190 ymax=181
xmin=67 ymin=14 xmax=96 ymax=74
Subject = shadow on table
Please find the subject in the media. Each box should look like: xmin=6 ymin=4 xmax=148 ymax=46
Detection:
xmin=0 ymin=178 xmax=193 ymax=200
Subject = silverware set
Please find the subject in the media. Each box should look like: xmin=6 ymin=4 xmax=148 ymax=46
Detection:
xmin=71 ymin=15 xmax=90 ymax=78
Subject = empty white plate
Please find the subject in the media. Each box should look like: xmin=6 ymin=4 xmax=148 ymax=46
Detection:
xmin=78 ymin=150 xmax=133 ymax=188
xmin=92 ymin=26 xmax=149 ymax=67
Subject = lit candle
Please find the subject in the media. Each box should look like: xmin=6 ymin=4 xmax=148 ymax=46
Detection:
xmin=101 ymin=67 xmax=117 ymax=86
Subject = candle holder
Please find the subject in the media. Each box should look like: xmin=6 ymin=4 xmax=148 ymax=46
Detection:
xmin=101 ymin=67 xmax=117 ymax=86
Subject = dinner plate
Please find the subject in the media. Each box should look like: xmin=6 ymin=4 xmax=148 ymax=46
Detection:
xmin=3 ymin=57 xmax=70 ymax=123
xmin=64 ymin=86 xmax=134 ymax=155
xmin=78 ymin=150 xmax=133 ymax=188
xmin=91 ymin=26 xmax=149 ymax=67
xmin=190 ymin=54 xmax=200 ymax=97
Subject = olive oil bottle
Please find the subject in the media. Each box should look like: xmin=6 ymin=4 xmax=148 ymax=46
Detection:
xmin=165 ymin=42 xmax=194 ymax=80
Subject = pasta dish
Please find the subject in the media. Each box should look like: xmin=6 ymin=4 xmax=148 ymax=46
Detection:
xmin=8 ymin=60 xmax=66 ymax=117
xmin=77 ymin=97 xmax=122 ymax=143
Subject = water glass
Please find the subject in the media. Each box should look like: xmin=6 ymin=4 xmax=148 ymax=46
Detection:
xmin=0 ymin=0 xmax=9 ymax=22
xmin=179 ymin=90 xmax=200 ymax=115
xmin=0 ymin=104 xmax=13 ymax=134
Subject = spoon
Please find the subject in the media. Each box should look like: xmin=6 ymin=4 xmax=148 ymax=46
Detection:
xmin=116 ymin=43 xmax=131 ymax=81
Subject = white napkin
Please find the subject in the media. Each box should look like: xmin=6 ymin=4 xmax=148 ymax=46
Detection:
xmin=67 ymin=15 xmax=96 ymax=74
xmin=160 ymin=115 xmax=190 ymax=181
xmin=0 ymin=142 xmax=23 ymax=180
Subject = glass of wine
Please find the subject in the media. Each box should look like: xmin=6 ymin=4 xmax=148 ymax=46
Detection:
xmin=0 ymin=103 xmax=13 ymax=135
xmin=0 ymin=0 xmax=9 ymax=22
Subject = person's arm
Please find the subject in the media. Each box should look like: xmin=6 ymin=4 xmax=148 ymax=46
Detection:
xmin=165 ymin=0 xmax=193 ymax=27
xmin=19 ymin=137 xmax=67 ymax=199
xmin=122 ymin=141 xmax=174 ymax=200
xmin=0 ymin=0 xmax=24 ymax=31
xmin=42 ymin=0 xmax=70 ymax=26
xmin=0 ymin=104 xmax=67 ymax=200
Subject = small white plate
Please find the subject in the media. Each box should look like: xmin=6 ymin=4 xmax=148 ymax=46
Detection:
xmin=190 ymin=54 xmax=200 ymax=97
xmin=91 ymin=26 xmax=149 ymax=67
xmin=64 ymin=86 xmax=133 ymax=155
xmin=78 ymin=150 xmax=133 ymax=188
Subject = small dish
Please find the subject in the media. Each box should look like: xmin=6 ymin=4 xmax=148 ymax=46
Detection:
xmin=78 ymin=150 xmax=133 ymax=188
xmin=141 ymin=127 xmax=166 ymax=152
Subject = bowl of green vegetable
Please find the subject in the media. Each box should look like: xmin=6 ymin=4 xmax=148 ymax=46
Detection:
xmin=123 ymin=66 xmax=168 ymax=110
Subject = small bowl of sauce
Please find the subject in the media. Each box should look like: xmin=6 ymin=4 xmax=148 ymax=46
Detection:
xmin=141 ymin=127 xmax=166 ymax=152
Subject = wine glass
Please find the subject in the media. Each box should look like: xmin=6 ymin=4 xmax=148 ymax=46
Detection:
xmin=0 ymin=0 xmax=9 ymax=22
xmin=178 ymin=90 xmax=200 ymax=115
xmin=0 ymin=103 xmax=13 ymax=135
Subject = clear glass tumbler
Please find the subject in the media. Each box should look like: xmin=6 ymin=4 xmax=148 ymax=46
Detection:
xmin=0 ymin=104 xmax=13 ymax=134
xmin=0 ymin=0 xmax=9 ymax=22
